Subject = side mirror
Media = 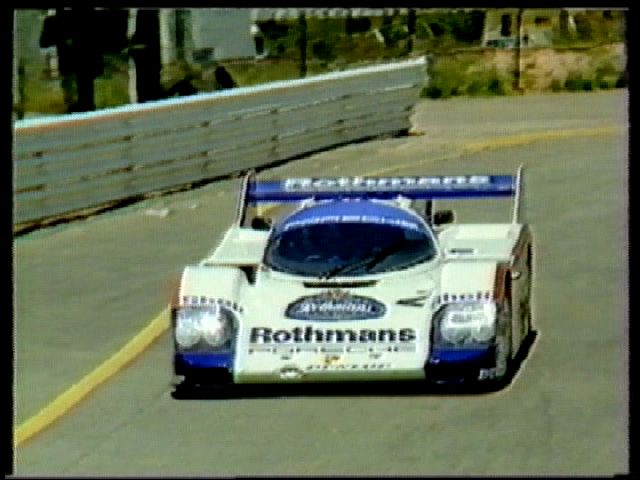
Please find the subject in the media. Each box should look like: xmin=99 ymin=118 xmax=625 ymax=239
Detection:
xmin=251 ymin=216 xmax=271 ymax=230
xmin=433 ymin=210 xmax=455 ymax=226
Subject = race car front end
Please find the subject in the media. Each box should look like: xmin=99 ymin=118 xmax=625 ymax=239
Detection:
xmin=170 ymin=169 xmax=526 ymax=393
xmin=171 ymin=277 xmax=511 ymax=390
xmin=169 ymin=246 xmax=448 ymax=388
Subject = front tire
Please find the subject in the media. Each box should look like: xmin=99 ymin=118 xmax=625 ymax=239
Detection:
xmin=171 ymin=372 xmax=233 ymax=399
xmin=495 ymin=315 xmax=512 ymax=380
xmin=487 ymin=292 xmax=514 ymax=390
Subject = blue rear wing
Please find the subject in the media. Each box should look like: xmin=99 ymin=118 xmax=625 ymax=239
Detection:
xmin=236 ymin=167 xmax=525 ymax=226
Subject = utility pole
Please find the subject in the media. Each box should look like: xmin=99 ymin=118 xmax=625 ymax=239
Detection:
xmin=514 ymin=8 xmax=523 ymax=92
xmin=129 ymin=9 xmax=164 ymax=103
xmin=407 ymin=8 xmax=416 ymax=55
xmin=298 ymin=11 xmax=307 ymax=78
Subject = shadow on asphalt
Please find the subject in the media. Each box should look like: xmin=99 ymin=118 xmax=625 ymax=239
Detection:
xmin=171 ymin=330 xmax=539 ymax=400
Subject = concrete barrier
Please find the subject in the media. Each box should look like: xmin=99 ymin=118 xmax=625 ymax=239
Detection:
xmin=13 ymin=57 xmax=427 ymax=226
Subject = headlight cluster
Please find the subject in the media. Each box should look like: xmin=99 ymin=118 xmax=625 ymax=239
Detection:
xmin=436 ymin=302 xmax=497 ymax=345
xmin=174 ymin=305 xmax=235 ymax=350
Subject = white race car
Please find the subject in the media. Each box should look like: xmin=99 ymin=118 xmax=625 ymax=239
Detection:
xmin=170 ymin=168 xmax=534 ymax=395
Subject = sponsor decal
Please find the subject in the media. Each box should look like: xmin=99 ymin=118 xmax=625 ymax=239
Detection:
xmin=323 ymin=354 xmax=343 ymax=366
xmin=248 ymin=344 xmax=416 ymax=354
xmin=283 ymin=176 xmax=491 ymax=191
xmin=249 ymin=326 xmax=416 ymax=344
xmin=433 ymin=292 xmax=492 ymax=305
xmin=305 ymin=362 xmax=392 ymax=371
xmin=478 ymin=367 xmax=498 ymax=380
xmin=283 ymin=215 xmax=422 ymax=232
xmin=181 ymin=296 xmax=244 ymax=314
xmin=286 ymin=290 xmax=386 ymax=321
xmin=396 ymin=295 xmax=428 ymax=307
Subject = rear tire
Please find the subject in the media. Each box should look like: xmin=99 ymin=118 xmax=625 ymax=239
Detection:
xmin=524 ymin=245 xmax=534 ymax=338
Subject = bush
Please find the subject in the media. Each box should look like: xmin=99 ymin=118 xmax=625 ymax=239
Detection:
xmin=487 ymin=77 xmax=506 ymax=95
xmin=574 ymin=14 xmax=593 ymax=40
xmin=449 ymin=10 xmax=485 ymax=43
xmin=417 ymin=10 xmax=484 ymax=45
xmin=422 ymin=85 xmax=445 ymax=99
xmin=550 ymin=79 xmax=563 ymax=92
xmin=311 ymin=39 xmax=336 ymax=62
xmin=335 ymin=34 xmax=386 ymax=62
xmin=345 ymin=16 xmax=371 ymax=35
xmin=465 ymin=79 xmax=483 ymax=95
xmin=258 ymin=20 xmax=290 ymax=40
xmin=379 ymin=16 xmax=409 ymax=48
xmin=564 ymin=73 xmax=584 ymax=91
xmin=594 ymin=62 xmax=620 ymax=90
xmin=465 ymin=68 xmax=509 ymax=96
xmin=564 ymin=73 xmax=598 ymax=92
xmin=415 ymin=18 xmax=433 ymax=39
xmin=422 ymin=54 xmax=509 ymax=99
xmin=422 ymin=55 xmax=468 ymax=99
xmin=615 ymin=73 xmax=628 ymax=88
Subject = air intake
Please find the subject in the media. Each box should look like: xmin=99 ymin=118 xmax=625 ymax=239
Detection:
xmin=302 ymin=280 xmax=378 ymax=288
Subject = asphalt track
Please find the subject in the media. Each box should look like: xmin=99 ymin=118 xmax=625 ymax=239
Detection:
xmin=14 ymin=91 xmax=628 ymax=475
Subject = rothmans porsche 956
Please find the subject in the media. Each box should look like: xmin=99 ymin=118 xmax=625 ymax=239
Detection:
xmin=170 ymin=167 xmax=534 ymax=394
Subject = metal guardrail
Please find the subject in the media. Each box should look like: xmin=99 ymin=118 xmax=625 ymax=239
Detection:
xmin=13 ymin=57 xmax=427 ymax=226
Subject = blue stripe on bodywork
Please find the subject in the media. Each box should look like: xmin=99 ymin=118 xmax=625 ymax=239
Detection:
xmin=175 ymin=352 xmax=234 ymax=369
xmin=429 ymin=346 xmax=494 ymax=364
xmin=425 ymin=346 xmax=497 ymax=383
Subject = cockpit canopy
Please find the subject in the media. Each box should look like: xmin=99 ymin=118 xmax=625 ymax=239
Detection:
xmin=263 ymin=200 xmax=437 ymax=277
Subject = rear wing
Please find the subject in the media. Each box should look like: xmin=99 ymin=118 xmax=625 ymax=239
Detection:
xmin=235 ymin=166 xmax=526 ymax=226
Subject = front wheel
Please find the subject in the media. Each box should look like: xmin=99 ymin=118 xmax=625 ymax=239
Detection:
xmin=171 ymin=376 xmax=233 ymax=400
xmin=485 ymin=296 xmax=513 ymax=391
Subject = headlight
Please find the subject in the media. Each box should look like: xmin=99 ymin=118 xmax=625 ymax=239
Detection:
xmin=438 ymin=302 xmax=497 ymax=345
xmin=174 ymin=305 xmax=234 ymax=349
xmin=175 ymin=310 xmax=202 ymax=348
xmin=200 ymin=307 xmax=232 ymax=347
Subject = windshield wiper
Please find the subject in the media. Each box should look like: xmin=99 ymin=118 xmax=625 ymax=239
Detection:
xmin=319 ymin=239 xmax=409 ymax=280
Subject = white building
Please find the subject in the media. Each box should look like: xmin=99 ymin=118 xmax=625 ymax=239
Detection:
xmin=159 ymin=9 xmax=259 ymax=65
xmin=481 ymin=9 xmax=582 ymax=48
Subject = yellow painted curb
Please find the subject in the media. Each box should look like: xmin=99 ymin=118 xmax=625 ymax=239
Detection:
xmin=370 ymin=125 xmax=622 ymax=176
xmin=463 ymin=126 xmax=622 ymax=154
xmin=15 ymin=309 xmax=170 ymax=447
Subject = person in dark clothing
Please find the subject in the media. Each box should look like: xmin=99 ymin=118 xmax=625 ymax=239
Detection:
xmin=214 ymin=66 xmax=237 ymax=90
xmin=166 ymin=74 xmax=198 ymax=97
xmin=39 ymin=8 xmax=104 ymax=112
xmin=129 ymin=9 xmax=164 ymax=103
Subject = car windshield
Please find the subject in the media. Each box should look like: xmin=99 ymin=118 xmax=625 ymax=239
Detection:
xmin=264 ymin=221 xmax=437 ymax=277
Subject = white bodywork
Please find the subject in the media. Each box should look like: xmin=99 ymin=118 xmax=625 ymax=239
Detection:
xmin=177 ymin=206 xmax=530 ymax=384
